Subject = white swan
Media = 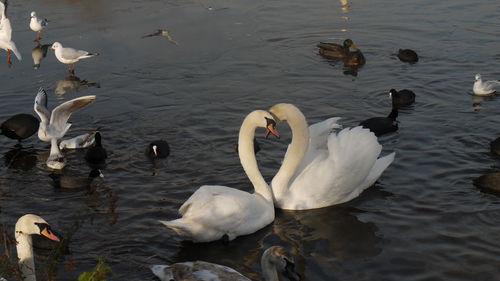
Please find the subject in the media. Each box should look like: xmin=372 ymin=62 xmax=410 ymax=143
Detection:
xmin=150 ymin=246 xmax=301 ymax=281
xmin=160 ymin=110 xmax=280 ymax=242
xmin=270 ymin=103 xmax=395 ymax=210
xmin=14 ymin=214 xmax=60 ymax=281
xmin=33 ymin=87 xmax=96 ymax=169
xmin=0 ymin=1 xmax=22 ymax=66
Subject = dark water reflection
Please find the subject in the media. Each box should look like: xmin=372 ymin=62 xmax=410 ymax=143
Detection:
xmin=1 ymin=0 xmax=500 ymax=280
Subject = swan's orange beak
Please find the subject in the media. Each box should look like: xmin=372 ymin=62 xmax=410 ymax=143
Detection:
xmin=265 ymin=125 xmax=280 ymax=139
xmin=41 ymin=228 xmax=60 ymax=242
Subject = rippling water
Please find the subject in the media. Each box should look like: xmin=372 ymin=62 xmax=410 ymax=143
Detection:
xmin=1 ymin=0 xmax=499 ymax=280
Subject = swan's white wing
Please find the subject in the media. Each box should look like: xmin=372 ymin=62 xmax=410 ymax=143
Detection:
xmin=308 ymin=117 xmax=341 ymax=149
xmin=178 ymin=185 xmax=256 ymax=228
xmin=34 ymin=88 xmax=50 ymax=124
xmin=162 ymin=185 xmax=272 ymax=242
xmin=49 ymin=95 xmax=96 ymax=133
xmin=286 ymin=126 xmax=385 ymax=209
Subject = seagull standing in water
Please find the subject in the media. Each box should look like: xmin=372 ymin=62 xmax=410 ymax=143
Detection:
xmin=50 ymin=42 xmax=99 ymax=75
xmin=34 ymin=88 xmax=96 ymax=169
xmin=29 ymin=11 xmax=48 ymax=41
xmin=473 ymin=73 xmax=500 ymax=96
xmin=0 ymin=0 xmax=22 ymax=67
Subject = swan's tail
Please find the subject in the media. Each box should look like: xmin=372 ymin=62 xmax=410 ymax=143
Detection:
xmin=160 ymin=219 xmax=194 ymax=237
xmin=359 ymin=152 xmax=395 ymax=190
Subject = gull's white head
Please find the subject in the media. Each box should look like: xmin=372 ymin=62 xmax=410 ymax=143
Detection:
xmin=31 ymin=11 xmax=37 ymax=18
xmin=475 ymin=73 xmax=482 ymax=82
xmin=51 ymin=42 xmax=62 ymax=51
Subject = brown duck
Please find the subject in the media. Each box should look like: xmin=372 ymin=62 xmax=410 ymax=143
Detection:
xmin=317 ymin=39 xmax=366 ymax=67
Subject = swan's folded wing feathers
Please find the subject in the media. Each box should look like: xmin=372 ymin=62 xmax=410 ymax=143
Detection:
xmin=50 ymin=95 xmax=96 ymax=133
xmin=178 ymin=185 xmax=249 ymax=231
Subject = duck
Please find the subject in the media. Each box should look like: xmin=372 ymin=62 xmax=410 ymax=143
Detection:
xmin=85 ymin=131 xmax=107 ymax=165
xmin=14 ymin=214 xmax=60 ymax=281
xmin=33 ymin=87 xmax=96 ymax=169
xmin=397 ymin=49 xmax=418 ymax=63
xmin=160 ymin=110 xmax=280 ymax=242
xmin=269 ymin=104 xmax=395 ymax=210
xmin=389 ymin=88 xmax=416 ymax=107
xmin=150 ymin=246 xmax=300 ymax=281
xmin=473 ymin=173 xmax=500 ymax=194
xmin=147 ymin=140 xmax=170 ymax=160
xmin=29 ymin=11 xmax=48 ymax=42
xmin=50 ymin=42 xmax=99 ymax=75
xmin=473 ymin=73 xmax=500 ymax=96
xmin=49 ymin=169 xmax=103 ymax=189
xmin=359 ymin=107 xmax=398 ymax=137
xmin=317 ymin=39 xmax=365 ymax=66
xmin=1 ymin=113 xmax=39 ymax=141
xmin=0 ymin=0 xmax=22 ymax=67
xmin=490 ymin=137 xmax=500 ymax=156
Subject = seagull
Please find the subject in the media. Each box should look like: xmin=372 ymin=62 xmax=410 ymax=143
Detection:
xmin=33 ymin=88 xmax=96 ymax=169
xmin=473 ymin=73 xmax=500 ymax=96
xmin=29 ymin=11 xmax=48 ymax=41
xmin=50 ymin=42 xmax=99 ymax=75
xmin=59 ymin=129 xmax=99 ymax=150
xmin=142 ymin=29 xmax=179 ymax=45
xmin=32 ymin=43 xmax=50 ymax=69
xmin=0 ymin=0 xmax=22 ymax=67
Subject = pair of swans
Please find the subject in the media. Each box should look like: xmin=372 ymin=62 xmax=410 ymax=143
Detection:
xmin=162 ymin=104 xmax=395 ymax=242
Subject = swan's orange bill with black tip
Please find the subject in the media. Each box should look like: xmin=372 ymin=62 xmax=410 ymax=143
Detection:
xmin=41 ymin=228 xmax=60 ymax=242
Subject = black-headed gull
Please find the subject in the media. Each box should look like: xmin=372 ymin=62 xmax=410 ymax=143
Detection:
xmin=473 ymin=73 xmax=500 ymax=96
xmin=29 ymin=11 xmax=47 ymax=42
xmin=0 ymin=0 xmax=22 ymax=67
xmin=50 ymin=42 xmax=99 ymax=74
xmin=59 ymin=130 xmax=98 ymax=150
xmin=33 ymin=88 xmax=96 ymax=169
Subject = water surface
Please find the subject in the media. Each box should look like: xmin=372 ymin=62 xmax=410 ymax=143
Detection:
xmin=1 ymin=0 xmax=499 ymax=280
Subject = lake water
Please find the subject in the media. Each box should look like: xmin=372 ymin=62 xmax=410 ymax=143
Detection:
xmin=1 ymin=0 xmax=499 ymax=280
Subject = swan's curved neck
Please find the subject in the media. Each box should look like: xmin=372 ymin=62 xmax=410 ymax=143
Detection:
xmin=238 ymin=114 xmax=273 ymax=202
xmin=15 ymin=229 xmax=36 ymax=281
xmin=261 ymin=253 xmax=279 ymax=281
xmin=271 ymin=105 xmax=309 ymax=201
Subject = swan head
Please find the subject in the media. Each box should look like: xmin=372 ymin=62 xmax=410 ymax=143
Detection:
xmin=263 ymin=246 xmax=301 ymax=281
xmin=265 ymin=116 xmax=279 ymax=138
xmin=30 ymin=11 xmax=36 ymax=18
xmin=475 ymin=73 xmax=481 ymax=82
xmin=15 ymin=214 xmax=60 ymax=242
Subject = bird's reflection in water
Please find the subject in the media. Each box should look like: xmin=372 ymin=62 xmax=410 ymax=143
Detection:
xmin=3 ymin=145 xmax=39 ymax=171
xmin=32 ymin=43 xmax=51 ymax=69
xmin=55 ymin=75 xmax=100 ymax=95
xmin=171 ymin=204 xmax=381 ymax=280
xmin=472 ymin=94 xmax=497 ymax=111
